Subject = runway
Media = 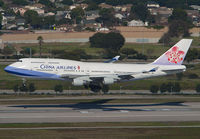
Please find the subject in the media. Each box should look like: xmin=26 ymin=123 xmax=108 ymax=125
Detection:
xmin=0 ymin=101 xmax=200 ymax=123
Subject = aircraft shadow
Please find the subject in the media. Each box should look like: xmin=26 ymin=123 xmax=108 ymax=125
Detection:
xmin=10 ymin=99 xmax=186 ymax=111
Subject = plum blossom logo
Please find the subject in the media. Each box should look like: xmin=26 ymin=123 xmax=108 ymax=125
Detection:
xmin=165 ymin=46 xmax=185 ymax=64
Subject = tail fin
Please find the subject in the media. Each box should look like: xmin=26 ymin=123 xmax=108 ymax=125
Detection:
xmin=152 ymin=39 xmax=192 ymax=65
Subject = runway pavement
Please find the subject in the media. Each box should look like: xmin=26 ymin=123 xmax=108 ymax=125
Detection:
xmin=0 ymin=101 xmax=200 ymax=123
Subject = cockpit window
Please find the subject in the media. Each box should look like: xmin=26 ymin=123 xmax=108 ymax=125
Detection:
xmin=17 ymin=59 xmax=22 ymax=62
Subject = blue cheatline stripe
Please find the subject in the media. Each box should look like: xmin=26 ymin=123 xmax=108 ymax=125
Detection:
xmin=4 ymin=66 xmax=60 ymax=79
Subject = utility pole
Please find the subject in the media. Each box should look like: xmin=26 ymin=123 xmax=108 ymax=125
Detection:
xmin=29 ymin=48 xmax=32 ymax=58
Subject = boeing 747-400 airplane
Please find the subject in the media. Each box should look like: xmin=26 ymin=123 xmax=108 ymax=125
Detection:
xmin=4 ymin=39 xmax=192 ymax=92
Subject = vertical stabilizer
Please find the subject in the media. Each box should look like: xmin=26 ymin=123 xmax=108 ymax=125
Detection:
xmin=152 ymin=39 xmax=192 ymax=65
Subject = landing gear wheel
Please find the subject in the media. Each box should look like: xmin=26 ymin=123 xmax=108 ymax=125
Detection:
xmin=84 ymin=85 xmax=89 ymax=89
xmin=102 ymin=85 xmax=109 ymax=93
xmin=89 ymin=84 xmax=101 ymax=93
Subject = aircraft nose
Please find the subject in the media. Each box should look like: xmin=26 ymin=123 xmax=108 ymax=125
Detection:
xmin=4 ymin=66 xmax=13 ymax=73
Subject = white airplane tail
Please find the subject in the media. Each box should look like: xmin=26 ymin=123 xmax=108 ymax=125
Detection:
xmin=152 ymin=39 xmax=192 ymax=65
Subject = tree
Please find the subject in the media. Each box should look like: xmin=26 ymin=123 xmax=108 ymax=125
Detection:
xmin=131 ymin=4 xmax=151 ymax=22
xmin=13 ymin=84 xmax=19 ymax=93
xmin=154 ymin=0 xmax=188 ymax=9
xmin=168 ymin=9 xmax=188 ymax=22
xmin=54 ymin=84 xmax=63 ymax=93
xmin=2 ymin=46 xmax=14 ymax=59
xmin=168 ymin=20 xmax=190 ymax=37
xmin=89 ymin=32 xmax=106 ymax=48
xmin=29 ymin=83 xmax=36 ymax=92
xmin=120 ymin=48 xmax=137 ymax=58
xmin=60 ymin=49 xmax=90 ymax=60
xmin=173 ymin=82 xmax=181 ymax=92
xmin=185 ymin=49 xmax=199 ymax=63
xmin=24 ymin=10 xmax=40 ymax=26
xmin=168 ymin=9 xmax=192 ymax=38
xmin=70 ymin=7 xmax=84 ymax=24
xmin=196 ymin=84 xmax=200 ymax=93
xmin=0 ymin=0 xmax=4 ymax=7
xmin=104 ymin=32 xmax=125 ymax=51
xmin=146 ymin=48 xmax=154 ymax=58
xmin=39 ymin=0 xmax=54 ymax=7
xmin=176 ymin=73 xmax=183 ymax=80
xmin=159 ymin=33 xmax=171 ymax=46
xmin=160 ymin=83 xmax=167 ymax=93
xmin=150 ymin=85 xmax=159 ymax=94
xmin=0 ymin=13 xmax=2 ymax=30
xmin=86 ymin=2 xmax=99 ymax=11
xmin=37 ymin=36 xmax=44 ymax=58
xmin=22 ymin=48 xmax=36 ymax=56
xmin=96 ymin=8 xmax=117 ymax=27
xmin=62 ymin=0 xmax=73 ymax=5
xmin=160 ymin=8 xmax=192 ymax=42
xmin=166 ymin=82 xmax=173 ymax=93
xmin=89 ymin=32 xmax=125 ymax=56
xmin=43 ymin=16 xmax=56 ymax=29
xmin=12 ymin=0 xmax=28 ymax=6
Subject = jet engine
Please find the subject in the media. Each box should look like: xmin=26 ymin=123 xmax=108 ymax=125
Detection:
xmin=72 ymin=79 xmax=85 ymax=86
xmin=103 ymin=77 xmax=115 ymax=84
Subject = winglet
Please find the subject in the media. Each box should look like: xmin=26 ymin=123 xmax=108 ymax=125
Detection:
xmin=104 ymin=56 xmax=120 ymax=63
xmin=152 ymin=39 xmax=192 ymax=65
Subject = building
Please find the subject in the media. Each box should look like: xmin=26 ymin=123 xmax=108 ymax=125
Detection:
xmin=99 ymin=3 xmax=113 ymax=9
xmin=12 ymin=7 xmax=28 ymax=16
xmin=150 ymin=7 xmax=173 ymax=25
xmin=85 ymin=10 xmax=99 ymax=20
xmin=147 ymin=1 xmax=160 ymax=8
xmin=186 ymin=10 xmax=200 ymax=26
xmin=6 ymin=24 xmax=17 ymax=30
xmin=33 ymin=8 xmax=45 ymax=15
xmin=190 ymin=5 xmax=200 ymax=11
xmin=115 ymin=13 xmax=125 ymax=20
xmin=16 ymin=19 xmax=25 ymax=26
xmin=128 ymin=20 xmax=146 ymax=26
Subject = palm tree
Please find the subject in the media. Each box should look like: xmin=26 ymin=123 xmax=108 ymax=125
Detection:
xmin=37 ymin=36 xmax=43 ymax=58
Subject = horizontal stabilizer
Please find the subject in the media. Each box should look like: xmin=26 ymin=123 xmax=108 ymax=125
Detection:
xmin=104 ymin=56 xmax=120 ymax=63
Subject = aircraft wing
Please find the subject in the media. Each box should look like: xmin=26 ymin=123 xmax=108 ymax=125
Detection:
xmin=60 ymin=67 xmax=159 ymax=81
xmin=60 ymin=73 xmax=136 ymax=82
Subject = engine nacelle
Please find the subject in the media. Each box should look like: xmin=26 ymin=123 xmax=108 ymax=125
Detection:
xmin=72 ymin=79 xmax=85 ymax=86
xmin=103 ymin=78 xmax=115 ymax=85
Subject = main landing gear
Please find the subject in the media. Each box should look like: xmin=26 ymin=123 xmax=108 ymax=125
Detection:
xmin=85 ymin=83 xmax=109 ymax=93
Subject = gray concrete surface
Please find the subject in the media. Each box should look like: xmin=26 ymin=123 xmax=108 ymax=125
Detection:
xmin=0 ymin=102 xmax=200 ymax=123
xmin=0 ymin=90 xmax=199 ymax=95
xmin=1 ymin=126 xmax=200 ymax=130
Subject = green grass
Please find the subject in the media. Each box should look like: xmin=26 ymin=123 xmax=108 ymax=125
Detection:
xmin=20 ymin=38 xmax=200 ymax=59
xmin=0 ymin=128 xmax=200 ymax=139
xmin=123 ymin=43 xmax=169 ymax=57
xmin=0 ymin=122 xmax=200 ymax=139
xmin=171 ymin=37 xmax=200 ymax=47
xmin=22 ymin=42 xmax=169 ymax=57
xmin=22 ymin=42 xmax=104 ymax=56
xmin=0 ymin=121 xmax=200 ymax=128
